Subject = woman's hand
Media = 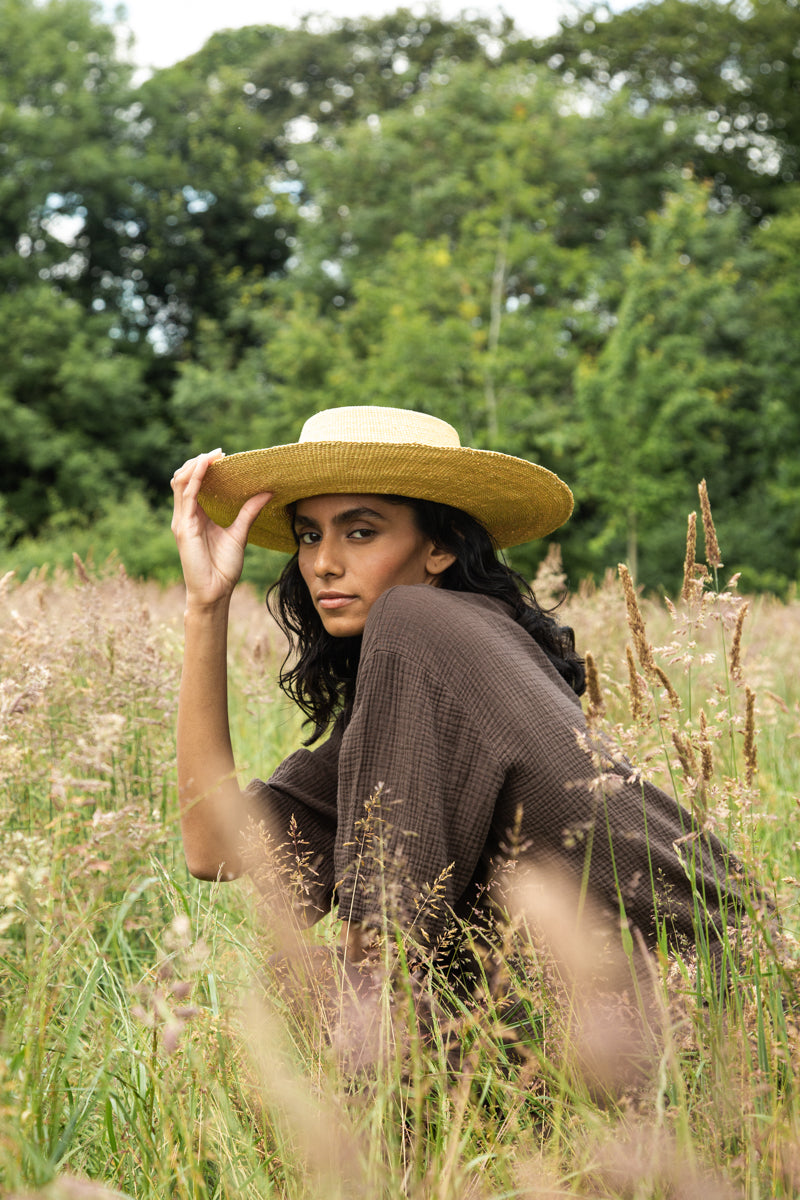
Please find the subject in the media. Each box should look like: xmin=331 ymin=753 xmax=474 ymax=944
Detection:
xmin=171 ymin=450 xmax=272 ymax=609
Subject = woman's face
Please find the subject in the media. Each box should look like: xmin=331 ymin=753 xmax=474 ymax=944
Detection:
xmin=294 ymin=494 xmax=455 ymax=637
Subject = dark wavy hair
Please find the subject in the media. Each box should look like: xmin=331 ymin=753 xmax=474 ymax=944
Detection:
xmin=267 ymin=496 xmax=585 ymax=743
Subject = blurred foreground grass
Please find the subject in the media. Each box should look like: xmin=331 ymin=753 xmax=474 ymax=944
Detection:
xmin=1 ymin=538 xmax=799 ymax=1199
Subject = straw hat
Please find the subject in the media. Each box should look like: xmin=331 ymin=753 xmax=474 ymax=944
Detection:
xmin=198 ymin=406 xmax=573 ymax=553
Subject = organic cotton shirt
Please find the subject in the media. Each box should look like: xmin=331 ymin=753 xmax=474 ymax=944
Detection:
xmin=247 ymin=585 xmax=739 ymax=951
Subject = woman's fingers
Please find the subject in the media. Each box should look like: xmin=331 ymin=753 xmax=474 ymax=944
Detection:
xmin=171 ymin=451 xmax=273 ymax=539
xmin=172 ymin=448 xmax=223 ymax=476
xmin=171 ymin=451 xmax=226 ymax=536
xmin=170 ymin=454 xmax=272 ymax=601
xmin=171 ymin=449 xmax=223 ymax=504
xmin=229 ymin=491 xmax=274 ymax=542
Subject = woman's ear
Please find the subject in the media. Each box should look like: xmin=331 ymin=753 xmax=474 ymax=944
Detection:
xmin=425 ymin=544 xmax=457 ymax=577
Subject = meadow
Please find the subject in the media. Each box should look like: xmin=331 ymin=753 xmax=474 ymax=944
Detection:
xmin=1 ymin=510 xmax=799 ymax=1199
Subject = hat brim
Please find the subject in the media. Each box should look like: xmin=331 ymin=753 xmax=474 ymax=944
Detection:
xmin=198 ymin=441 xmax=573 ymax=553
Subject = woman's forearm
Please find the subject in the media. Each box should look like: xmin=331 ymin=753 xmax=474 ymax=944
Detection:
xmin=177 ymin=601 xmax=248 ymax=879
xmin=170 ymin=452 xmax=274 ymax=880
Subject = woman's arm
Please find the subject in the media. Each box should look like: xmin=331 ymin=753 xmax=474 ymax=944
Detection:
xmin=171 ymin=451 xmax=272 ymax=879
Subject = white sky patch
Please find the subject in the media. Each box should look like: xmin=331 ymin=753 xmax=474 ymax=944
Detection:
xmin=42 ymin=212 xmax=86 ymax=245
xmin=106 ymin=0 xmax=636 ymax=72
xmin=284 ymin=114 xmax=319 ymax=143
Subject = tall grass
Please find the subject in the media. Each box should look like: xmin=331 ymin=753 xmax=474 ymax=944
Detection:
xmin=1 ymin=504 xmax=799 ymax=1199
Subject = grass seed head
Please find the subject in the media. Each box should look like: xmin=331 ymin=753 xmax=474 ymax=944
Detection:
xmin=532 ymin=542 xmax=568 ymax=610
xmin=744 ymin=686 xmax=758 ymax=787
xmin=672 ymin=729 xmax=699 ymax=782
xmin=503 ymin=861 xmax=661 ymax=1098
xmin=584 ymin=650 xmax=606 ymax=723
xmin=625 ymin=645 xmax=647 ymax=724
xmin=698 ymin=479 xmax=723 ymax=569
xmin=699 ymin=710 xmax=714 ymax=784
xmin=653 ymin=663 xmax=682 ymax=711
xmin=618 ymin=564 xmax=657 ymax=677
xmin=729 ymin=600 xmax=749 ymax=683
xmin=682 ymin=511 xmax=701 ymax=604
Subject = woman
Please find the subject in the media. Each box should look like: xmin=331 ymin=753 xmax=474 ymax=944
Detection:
xmin=171 ymin=406 xmax=740 ymax=971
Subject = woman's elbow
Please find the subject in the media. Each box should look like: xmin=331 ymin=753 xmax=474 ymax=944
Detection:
xmin=184 ymin=852 xmax=243 ymax=882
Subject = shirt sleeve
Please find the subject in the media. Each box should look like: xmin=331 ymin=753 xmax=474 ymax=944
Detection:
xmin=245 ymin=718 xmax=342 ymax=920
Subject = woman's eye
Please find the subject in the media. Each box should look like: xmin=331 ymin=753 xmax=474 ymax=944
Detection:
xmin=349 ymin=528 xmax=375 ymax=540
xmin=298 ymin=531 xmax=319 ymax=545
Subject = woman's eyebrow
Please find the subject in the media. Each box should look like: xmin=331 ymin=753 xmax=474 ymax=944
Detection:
xmin=292 ymin=511 xmax=321 ymax=531
xmin=294 ymin=505 xmax=389 ymax=530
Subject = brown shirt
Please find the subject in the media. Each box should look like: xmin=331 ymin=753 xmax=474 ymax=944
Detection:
xmin=248 ymin=586 xmax=738 ymax=950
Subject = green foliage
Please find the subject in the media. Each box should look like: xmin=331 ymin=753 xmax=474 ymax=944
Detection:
xmin=192 ymin=10 xmax=506 ymax=130
xmin=1 ymin=492 xmax=175 ymax=582
xmin=741 ymin=188 xmax=800 ymax=585
xmin=3 ymin=0 xmax=800 ymax=589
xmin=534 ymin=0 xmax=800 ymax=216
xmin=0 ymin=0 xmax=132 ymax=294
xmin=575 ymin=180 xmax=759 ymax=586
xmin=0 ymin=491 xmax=288 ymax=590
xmin=123 ymin=57 xmax=298 ymax=350
xmin=0 ymin=283 xmax=170 ymax=540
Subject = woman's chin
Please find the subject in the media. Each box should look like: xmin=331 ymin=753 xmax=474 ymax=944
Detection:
xmin=318 ymin=610 xmax=367 ymax=638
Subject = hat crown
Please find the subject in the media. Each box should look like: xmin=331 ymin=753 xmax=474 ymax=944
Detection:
xmin=299 ymin=405 xmax=461 ymax=449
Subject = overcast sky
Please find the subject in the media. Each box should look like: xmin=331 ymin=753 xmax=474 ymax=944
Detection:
xmin=107 ymin=0 xmax=616 ymax=71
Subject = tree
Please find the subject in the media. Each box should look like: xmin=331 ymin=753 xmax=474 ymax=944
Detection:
xmin=170 ymin=53 xmax=768 ymax=583
xmin=0 ymin=0 xmax=133 ymax=297
xmin=102 ymin=12 xmax=509 ymax=352
xmin=4 ymin=3 xmax=800 ymax=590
xmin=167 ymin=64 xmax=600 ymax=495
xmin=531 ymin=0 xmax=800 ymax=218
xmin=0 ymin=283 xmax=168 ymax=542
xmin=200 ymin=10 xmax=509 ymax=131
xmin=574 ymin=180 xmax=758 ymax=586
xmin=738 ymin=188 xmax=800 ymax=587
xmin=0 ymin=1 xmax=176 ymax=546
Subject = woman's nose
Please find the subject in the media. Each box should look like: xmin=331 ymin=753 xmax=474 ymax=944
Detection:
xmin=313 ymin=535 xmax=343 ymax=577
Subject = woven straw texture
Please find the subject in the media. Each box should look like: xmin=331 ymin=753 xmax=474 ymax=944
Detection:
xmin=198 ymin=440 xmax=573 ymax=552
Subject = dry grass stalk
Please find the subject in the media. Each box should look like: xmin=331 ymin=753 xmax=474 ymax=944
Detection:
xmin=625 ymin=645 xmax=647 ymax=723
xmin=584 ymin=650 xmax=605 ymax=722
xmin=619 ymin=564 xmax=681 ymax=712
xmin=532 ymin=543 xmax=568 ymax=610
xmin=504 ymin=862 xmax=662 ymax=1100
xmin=618 ymin=564 xmax=657 ymax=677
xmin=653 ymin=663 xmax=681 ymax=711
xmin=699 ymin=710 xmax=713 ymax=784
xmin=729 ymin=600 xmax=749 ymax=683
xmin=681 ymin=511 xmax=701 ymax=603
xmin=241 ymin=991 xmax=367 ymax=1199
xmin=672 ymin=728 xmax=707 ymax=823
xmin=583 ymin=1120 xmax=739 ymax=1200
xmin=744 ymin=686 xmax=758 ymax=787
xmin=698 ymin=479 xmax=722 ymax=569
xmin=512 ymin=1154 xmax=573 ymax=1198
xmin=672 ymin=729 xmax=699 ymax=783
xmin=72 ymin=551 xmax=91 ymax=584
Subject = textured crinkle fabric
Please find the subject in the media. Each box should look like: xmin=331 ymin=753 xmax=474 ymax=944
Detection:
xmin=247 ymin=585 xmax=740 ymax=950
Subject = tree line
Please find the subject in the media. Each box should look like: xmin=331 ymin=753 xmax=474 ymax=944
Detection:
xmin=3 ymin=0 xmax=799 ymax=591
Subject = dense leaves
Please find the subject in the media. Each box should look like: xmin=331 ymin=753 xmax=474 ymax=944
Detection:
xmin=3 ymin=0 xmax=800 ymax=590
xmin=574 ymin=183 xmax=759 ymax=584
xmin=532 ymin=0 xmax=800 ymax=214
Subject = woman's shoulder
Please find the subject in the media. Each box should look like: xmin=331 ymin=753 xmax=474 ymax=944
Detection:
xmin=363 ymin=584 xmax=514 ymax=651
xmin=363 ymin=585 xmax=582 ymax=703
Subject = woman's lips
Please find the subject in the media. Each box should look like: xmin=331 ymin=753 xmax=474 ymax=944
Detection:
xmin=317 ymin=594 xmax=357 ymax=609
